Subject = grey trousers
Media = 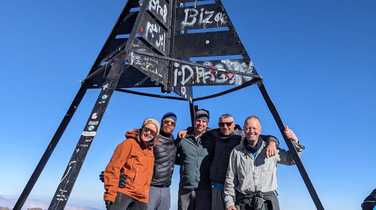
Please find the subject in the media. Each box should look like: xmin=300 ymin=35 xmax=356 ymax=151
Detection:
xmin=211 ymin=188 xmax=225 ymax=210
xmin=146 ymin=186 xmax=171 ymax=210
xmin=108 ymin=193 xmax=147 ymax=210
xmin=178 ymin=188 xmax=211 ymax=210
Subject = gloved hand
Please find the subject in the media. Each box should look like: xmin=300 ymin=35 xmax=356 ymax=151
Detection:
xmin=119 ymin=169 xmax=126 ymax=188
xmin=99 ymin=171 xmax=104 ymax=182
xmin=105 ymin=200 xmax=113 ymax=210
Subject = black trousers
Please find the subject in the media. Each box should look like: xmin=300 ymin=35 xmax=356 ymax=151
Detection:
xmin=178 ymin=188 xmax=211 ymax=210
xmin=236 ymin=191 xmax=280 ymax=210
xmin=108 ymin=193 xmax=147 ymax=210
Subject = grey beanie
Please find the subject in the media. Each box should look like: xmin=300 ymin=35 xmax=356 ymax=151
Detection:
xmin=142 ymin=118 xmax=160 ymax=135
xmin=195 ymin=109 xmax=209 ymax=122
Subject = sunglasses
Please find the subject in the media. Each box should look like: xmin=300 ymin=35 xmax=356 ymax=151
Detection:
xmin=163 ymin=119 xmax=176 ymax=126
xmin=142 ymin=126 xmax=157 ymax=137
xmin=219 ymin=122 xmax=233 ymax=127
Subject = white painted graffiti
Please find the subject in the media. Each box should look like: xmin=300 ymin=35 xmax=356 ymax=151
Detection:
xmin=181 ymin=7 xmax=227 ymax=29
xmin=173 ymin=62 xmax=234 ymax=86
xmin=173 ymin=60 xmax=253 ymax=86
xmin=82 ymin=131 xmax=97 ymax=137
xmin=203 ymin=60 xmax=253 ymax=85
xmin=145 ymin=21 xmax=166 ymax=53
xmin=88 ymin=120 xmax=99 ymax=126
xmin=59 ymin=161 xmax=77 ymax=185
xmin=56 ymin=189 xmax=68 ymax=201
xmin=148 ymin=0 xmax=168 ymax=24
xmin=91 ymin=113 xmax=98 ymax=120
xmin=102 ymin=82 xmax=110 ymax=90
xmin=130 ymin=52 xmax=163 ymax=78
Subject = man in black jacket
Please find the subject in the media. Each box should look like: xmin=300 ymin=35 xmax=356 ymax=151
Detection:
xmin=147 ymin=112 xmax=178 ymax=210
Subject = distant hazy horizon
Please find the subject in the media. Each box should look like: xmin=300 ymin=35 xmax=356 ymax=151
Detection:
xmin=1 ymin=0 xmax=375 ymax=210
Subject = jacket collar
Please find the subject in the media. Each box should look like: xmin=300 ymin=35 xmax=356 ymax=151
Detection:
xmin=240 ymin=137 xmax=266 ymax=159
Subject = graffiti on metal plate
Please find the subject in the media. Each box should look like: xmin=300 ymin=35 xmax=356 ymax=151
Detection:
xmin=202 ymin=60 xmax=254 ymax=84
xmin=142 ymin=19 xmax=167 ymax=54
xmin=180 ymin=7 xmax=228 ymax=30
xmin=130 ymin=52 xmax=166 ymax=83
xmin=147 ymin=0 xmax=169 ymax=25
xmin=173 ymin=60 xmax=253 ymax=86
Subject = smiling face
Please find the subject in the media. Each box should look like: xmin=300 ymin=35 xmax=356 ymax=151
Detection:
xmin=140 ymin=123 xmax=158 ymax=142
xmin=244 ymin=117 xmax=262 ymax=144
xmin=219 ymin=116 xmax=235 ymax=136
xmin=194 ymin=118 xmax=208 ymax=136
xmin=162 ymin=118 xmax=176 ymax=135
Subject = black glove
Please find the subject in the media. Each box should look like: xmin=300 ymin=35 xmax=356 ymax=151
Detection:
xmin=105 ymin=200 xmax=113 ymax=210
xmin=119 ymin=169 xmax=126 ymax=188
xmin=100 ymin=169 xmax=126 ymax=187
xmin=99 ymin=171 xmax=104 ymax=183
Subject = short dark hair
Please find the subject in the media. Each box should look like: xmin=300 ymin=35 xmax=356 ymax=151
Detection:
xmin=219 ymin=113 xmax=234 ymax=122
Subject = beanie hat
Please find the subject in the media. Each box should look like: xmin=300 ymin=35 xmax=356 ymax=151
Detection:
xmin=161 ymin=112 xmax=177 ymax=123
xmin=142 ymin=118 xmax=160 ymax=136
xmin=195 ymin=109 xmax=209 ymax=122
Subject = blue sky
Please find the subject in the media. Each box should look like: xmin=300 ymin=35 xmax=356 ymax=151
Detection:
xmin=1 ymin=0 xmax=375 ymax=209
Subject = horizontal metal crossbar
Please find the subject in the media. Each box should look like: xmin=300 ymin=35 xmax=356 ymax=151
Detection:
xmin=131 ymin=50 xmax=258 ymax=78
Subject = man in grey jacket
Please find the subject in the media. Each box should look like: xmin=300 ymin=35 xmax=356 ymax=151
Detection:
xmin=210 ymin=114 xmax=278 ymax=210
xmin=224 ymin=115 xmax=303 ymax=210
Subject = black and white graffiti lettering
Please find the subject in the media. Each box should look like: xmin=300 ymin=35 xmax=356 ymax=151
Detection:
xmin=91 ymin=113 xmax=98 ymax=120
xmin=181 ymin=7 xmax=227 ymax=29
xmin=173 ymin=62 xmax=194 ymax=86
xmin=79 ymin=144 xmax=89 ymax=148
xmin=88 ymin=121 xmax=99 ymax=126
xmin=56 ymin=189 xmax=68 ymax=201
xmin=82 ymin=131 xmax=97 ymax=137
xmin=148 ymin=0 xmax=168 ymax=24
xmin=130 ymin=52 xmax=164 ymax=79
xmin=60 ymin=161 xmax=77 ymax=185
xmin=203 ymin=60 xmax=253 ymax=85
xmin=145 ymin=21 xmax=166 ymax=53
xmin=85 ymin=138 xmax=93 ymax=143
xmin=173 ymin=60 xmax=253 ymax=86
xmin=102 ymin=82 xmax=109 ymax=90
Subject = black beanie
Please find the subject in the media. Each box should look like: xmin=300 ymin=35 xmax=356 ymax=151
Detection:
xmin=161 ymin=112 xmax=177 ymax=122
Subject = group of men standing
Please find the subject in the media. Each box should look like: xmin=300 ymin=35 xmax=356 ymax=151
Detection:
xmin=102 ymin=109 xmax=303 ymax=210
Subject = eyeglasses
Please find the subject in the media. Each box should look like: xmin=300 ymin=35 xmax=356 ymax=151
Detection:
xmin=219 ymin=122 xmax=233 ymax=127
xmin=163 ymin=119 xmax=176 ymax=126
xmin=142 ymin=126 xmax=157 ymax=137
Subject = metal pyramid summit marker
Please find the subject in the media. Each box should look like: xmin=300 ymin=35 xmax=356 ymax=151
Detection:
xmin=14 ymin=1 xmax=325 ymax=210
xmin=87 ymin=0 xmax=259 ymax=100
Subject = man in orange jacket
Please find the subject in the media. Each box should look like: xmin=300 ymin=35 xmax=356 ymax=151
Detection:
xmin=103 ymin=118 xmax=160 ymax=210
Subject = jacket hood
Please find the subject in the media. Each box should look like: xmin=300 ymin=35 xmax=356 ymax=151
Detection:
xmin=125 ymin=129 xmax=138 ymax=140
xmin=125 ymin=129 xmax=154 ymax=149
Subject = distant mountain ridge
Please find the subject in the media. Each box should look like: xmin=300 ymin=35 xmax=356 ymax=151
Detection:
xmin=0 ymin=195 xmax=102 ymax=210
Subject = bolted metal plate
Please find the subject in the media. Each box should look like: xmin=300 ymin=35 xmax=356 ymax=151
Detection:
xmin=174 ymin=31 xmax=243 ymax=58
